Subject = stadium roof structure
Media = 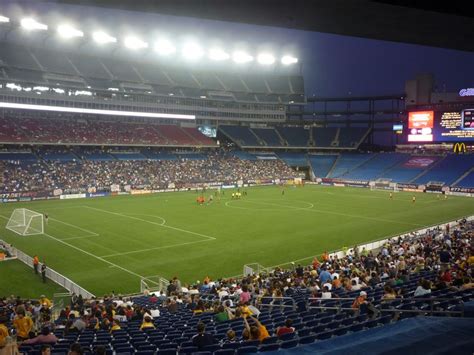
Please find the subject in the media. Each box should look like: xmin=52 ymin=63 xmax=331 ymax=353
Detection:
xmin=56 ymin=0 xmax=474 ymax=52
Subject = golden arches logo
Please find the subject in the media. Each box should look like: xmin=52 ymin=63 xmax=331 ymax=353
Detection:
xmin=453 ymin=142 xmax=466 ymax=154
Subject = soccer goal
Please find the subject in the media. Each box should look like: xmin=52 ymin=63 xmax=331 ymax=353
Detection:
xmin=243 ymin=263 xmax=269 ymax=277
xmin=6 ymin=209 xmax=44 ymax=236
xmin=140 ymin=275 xmax=170 ymax=294
xmin=369 ymin=179 xmax=399 ymax=192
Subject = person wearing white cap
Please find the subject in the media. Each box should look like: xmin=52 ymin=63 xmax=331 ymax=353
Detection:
xmin=351 ymin=290 xmax=368 ymax=311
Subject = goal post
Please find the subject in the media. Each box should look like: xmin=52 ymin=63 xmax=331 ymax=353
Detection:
xmin=243 ymin=263 xmax=269 ymax=276
xmin=140 ymin=275 xmax=170 ymax=294
xmin=6 ymin=209 xmax=44 ymax=236
xmin=369 ymin=179 xmax=399 ymax=192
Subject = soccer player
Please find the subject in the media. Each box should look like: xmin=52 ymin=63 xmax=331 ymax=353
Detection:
xmin=412 ymin=196 xmax=416 ymax=203
xmin=44 ymin=213 xmax=49 ymax=225
xmin=389 ymin=192 xmax=393 ymax=199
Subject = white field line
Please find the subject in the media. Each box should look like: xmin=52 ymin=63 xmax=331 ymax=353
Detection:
xmin=49 ymin=217 xmax=99 ymax=236
xmin=228 ymin=199 xmax=424 ymax=227
xmin=83 ymin=206 xmax=216 ymax=241
xmin=100 ymin=239 xmax=213 ymax=258
xmin=0 ymin=214 xmax=145 ymax=280
xmin=61 ymin=235 xmax=99 ymax=241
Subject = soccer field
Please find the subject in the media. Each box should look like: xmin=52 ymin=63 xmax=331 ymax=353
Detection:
xmin=1 ymin=185 xmax=473 ymax=296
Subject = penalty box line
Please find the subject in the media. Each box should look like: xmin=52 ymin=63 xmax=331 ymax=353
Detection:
xmin=81 ymin=206 xmax=217 ymax=258
xmin=83 ymin=206 xmax=216 ymax=241
xmin=49 ymin=217 xmax=100 ymax=237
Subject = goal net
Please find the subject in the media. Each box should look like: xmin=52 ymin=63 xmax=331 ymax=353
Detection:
xmin=369 ymin=179 xmax=399 ymax=192
xmin=140 ymin=275 xmax=170 ymax=294
xmin=243 ymin=263 xmax=269 ymax=277
xmin=6 ymin=209 xmax=44 ymax=236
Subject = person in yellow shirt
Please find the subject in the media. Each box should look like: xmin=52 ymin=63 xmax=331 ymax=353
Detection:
xmin=0 ymin=316 xmax=9 ymax=347
xmin=13 ymin=309 xmax=33 ymax=341
xmin=139 ymin=316 xmax=155 ymax=331
xmin=110 ymin=319 xmax=121 ymax=333
xmin=240 ymin=304 xmax=253 ymax=318
xmin=244 ymin=315 xmax=269 ymax=342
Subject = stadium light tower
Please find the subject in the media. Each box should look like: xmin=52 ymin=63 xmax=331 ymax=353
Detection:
xmin=0 ymin=15 xmax=10 ymax=23
xmin=182 ymin=42 xmax=204 ymax=61
xmin=21 ymin=18 xmax=48 ymax=31
xmin=209 ymin=48 xmax=230 ymax=61
xmin=124 ymin=36 xmax=148 ymax=50
xmin=281 ymin=55 xmax=298 ymax=65
xmin=257 ymin=53 xmax=275 ymax=65
xmin=93 ymin=31 xmax=117 ymax=44
xmin=154 ymin=39 xmax=176 ymax=55
xmin=58 ymin=24 xmax=84 ymax=39
xmin=232 ymin=51 xmax=253 ymax=64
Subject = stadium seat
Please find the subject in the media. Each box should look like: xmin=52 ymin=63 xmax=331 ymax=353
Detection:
xmin=298 ymin=334 xmax=316 ymax=344
xmin=259 ymin=343 xmax=280 ymax=352
xmin=237 ymin=346 xmax=258 ymax=354
xmin=281 ymin=339 xmax=299 ymax=349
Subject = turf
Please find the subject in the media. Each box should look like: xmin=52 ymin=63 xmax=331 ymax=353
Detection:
xmin=0 ymin=259 xmax=67 ymax=298
xmin=0 ymin=185 xmax=473 ymax=297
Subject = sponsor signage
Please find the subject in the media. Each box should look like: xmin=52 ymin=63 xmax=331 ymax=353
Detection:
xmin=130 ymin=189 xmax=152 ymax=195
xmin=60 ymin=193 xmax=86 ymax=200
xmin=453 ymin=142 xmax=467 ymax=154
xmin=459 ymin=88 xmax=474 ymax=97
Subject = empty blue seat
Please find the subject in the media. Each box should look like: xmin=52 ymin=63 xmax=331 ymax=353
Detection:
xmin=261 ymin=336 xmax=278 ymax=345
xmin=202 ymin=344 xmax=221 ymax=352
xmin=214 ymin=349 xmax=236 ymax=355
xmin=222 ymin=342 xmax=240 ymax=350
xmin=178 ymin=346 xmax=198 ymax=354
xmin=298 ymin=334 xmax=316 ymax=344
xmin=278 ymin=332 xmax=296 ymax=341
xmin=157 ymin=350 xmax=179 ymax=355
xmin=316 ymin=331 xmax=333 ymax=340
xmin=281 ymin=339 xmax=299 ymax=349
xmin=259 ymin=343 xmax=280 ymax=352
xmin=237 ymin=346 xmax=258 ymax=354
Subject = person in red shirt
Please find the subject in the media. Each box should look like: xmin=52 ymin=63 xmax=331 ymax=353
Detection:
xmin=276 ymin=319 xmax=295 ymax=337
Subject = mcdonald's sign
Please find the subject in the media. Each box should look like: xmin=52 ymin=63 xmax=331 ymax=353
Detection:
xmin=453 ymin=142 xmax=467 ymax=154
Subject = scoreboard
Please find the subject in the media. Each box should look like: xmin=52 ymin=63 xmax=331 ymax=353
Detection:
xmin=408 ymin=110 xmax=474 ymax=142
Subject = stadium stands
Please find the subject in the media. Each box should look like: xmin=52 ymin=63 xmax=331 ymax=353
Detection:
xmin=251 ymin=128 xmax=284 ymax=147
xmin=312 ymin=128 xmax=338 ymax=148
xmin=276 ymin=127 xmax=310 ymax=147
xmin=328 ymin=153 xmax=375 ymax=178
xmin=0 ymin=117 xmax=216 ymax=147
xmin=308 ymin=155 xmax=338 ymax=177
xmin=342 ymin=153 xmax=407 ymax=181
xmin=0 ymin=151 xmax=296 ymax=194
xmin=337 ymin=128 xmax=370 ymax=148
xmin=455 ymin=170 xmax=474 ymax=188
xmin=378 ymin=156 xmax=440 ymax=183
xmin=277 ymin=153 xmax=308 ymax=167
xmin=414 ymin=155 xmax=474 ymax=186
xmin=219 ymin=126 xmax=262 ymax=147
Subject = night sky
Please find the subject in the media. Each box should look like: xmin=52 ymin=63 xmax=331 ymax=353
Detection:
xmin=3 ymin=1 xmax=474 ymax=97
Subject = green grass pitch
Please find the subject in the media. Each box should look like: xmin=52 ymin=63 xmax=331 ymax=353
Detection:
xmin=1 ymin=185 xmax=473 ymax=297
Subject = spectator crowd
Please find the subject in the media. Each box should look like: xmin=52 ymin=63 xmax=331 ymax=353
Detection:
xmin=1 ymin=150 xmax=296 ymax=195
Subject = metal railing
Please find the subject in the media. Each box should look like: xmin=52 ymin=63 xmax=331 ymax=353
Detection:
xmin=257 ymin=296 xmax=296 ymax=310
xmin=306 ymin=296 xmax=465 ymax=316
